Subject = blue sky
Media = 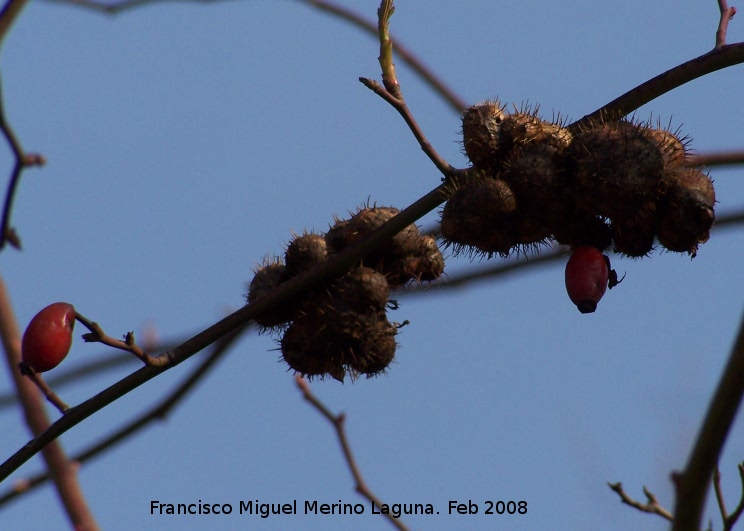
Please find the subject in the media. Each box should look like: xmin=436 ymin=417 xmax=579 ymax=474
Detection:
xmin=1 ymin=1 xmax=743 ymax=529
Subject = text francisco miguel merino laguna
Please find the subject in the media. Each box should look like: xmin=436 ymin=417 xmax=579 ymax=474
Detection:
xmin=151 ymin=499 xmax=435 ymax=519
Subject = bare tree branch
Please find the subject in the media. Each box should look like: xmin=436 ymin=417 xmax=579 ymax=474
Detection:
xmin=0 ymin=2 xmax=742 ymax=528
xmin=726 ymin=463 xmax=744 ymax=530
xmin=671 ymin=312 xmax=744 ymax=531
xmin=713 ymin=467 xmax=729 ymax=527
xmin=0 ymin=74 xmax=45 ymax=252
xmin=0 ymin=276 xmax=98 ymax=529
xmin=0 ymin=179 xmax=451 ymax=483
xmin=295 ymin=376 xmax=411 ymax=531
xmin=712 ymin=463 xmax=744 ymax=531
xmin=4 ymin=206 xmax=741 ymax=410
xmin=75 ymin=312 xmax=160 ymax=366
xmin=608 ymin=482 xmax=674 ymax=522
xmin=0 ymin=326 xmax=242 ymax=507
xmin=296 ymin=0 xmax=467 ymax=112
xmin=17 ymin=365 xmax=70 ymax=414
xmin=357 ymin=0 xmax=463 ymax=180
xmin=0 ymin=3 xmax=460 ymax=468
xmin=360 ymin=77 xmax=460 ymax=178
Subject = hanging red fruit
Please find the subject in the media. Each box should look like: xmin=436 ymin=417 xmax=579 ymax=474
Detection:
xmin=21 ymin=302 xmax=77 ymax=372
xmin=564 ymin=247 xmax=609 ymax=314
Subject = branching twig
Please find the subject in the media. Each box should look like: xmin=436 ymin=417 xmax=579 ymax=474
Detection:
xmin=613 ymin=462 xmax=744 ymax=531
xmin=0 ymin=336 xmax=184 ymax=410
xmin=729 ymin=463 xmax=744 ymax=528
xmin=75 ymin=312 xmax=159 ymax=366
xmin=359 ymin=77 xmax=459 ymax=178
xmin=0 ymin=5 xmax=456 ymax=457
xmin=716 ymin=0 xmax=738 ymax=49
xmin=714 ymin=468 xmax=728 ymax=526
xmin=0 ymin=74 xmax=45 ymax=252
xmin=671 ymin=312 xmax=744 ymax=531
xmin=0 ymin=181 xmax=451 ymax=483
xmin=0 ymin=276 xmax=98 ymax=529
xmin=295 ymin=0 xmax=467 ymax=112
xmin=713 ymin=463 xmax=744 ymax=531
xmin=359 ymin=0 xmax=461 ymax=179
xmin=0 ymin=12 xmax=461 ymax=481
xmin=0 ymin=326 xmax=242 ymax=507
xmin=295 ymin=376 xmax=410 ymax=531
xmin=608 ymin=482 xmax=674 ymax=522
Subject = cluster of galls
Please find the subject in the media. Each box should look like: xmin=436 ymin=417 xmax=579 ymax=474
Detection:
xmin=247 ymin=207 xmax=444 ymax=382
xmin=442 ymin=100 xmax=716 ymax=259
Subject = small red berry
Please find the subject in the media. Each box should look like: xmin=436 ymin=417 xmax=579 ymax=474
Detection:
xmin=565 ymin=247 xmax=608 ymax=314
xmin=22 ymin=302 xmax=76 ymax=372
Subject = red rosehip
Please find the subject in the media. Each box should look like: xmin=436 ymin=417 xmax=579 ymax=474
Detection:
xmin=22 ymin=302 xmax=76 ymax=372
xmin=565 ymin=247 xmax=608 ymax=314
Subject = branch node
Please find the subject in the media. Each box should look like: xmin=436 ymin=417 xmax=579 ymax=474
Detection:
xmin=22 ymin=153 xmax=46 ymax=166
xmin=75 ymin=312 xmax=162 ymax=366
xmin=608 ymin=481 xmax=674 ymax=522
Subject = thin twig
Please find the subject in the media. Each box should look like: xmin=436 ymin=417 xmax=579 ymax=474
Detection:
xmin=17 ymin=364 xmax=70 ymax=414
xmin=296 ymin=0 xmax=466 ymax=112
xmin=0 ymin=276 xmax=98 ymax=529
xmin=295 ymin=376 xmax=410 ymax=531
xmin=0 ymin=326 xmax=241 ymax=507
xmin=714 ymin=463 xmax=744 ymax=531
xmin=359 ymin=77 xmax=459 ymax=178
xmin=729 ymin=463 xmax=744 ymax=529
xmin=716 ymin=0 xmax=738 ymax=49
xmin=608 ymin=482 xmax=674 ymax=522
xmin=75 ymin=312 xmax=159 ymax=366
xmin=671 ymin=312 xmax=744 ymax=531
xmin=0 ymin=336 xmax=186 ymax=410
xmin=358 ymin=1 xmax=460 ymax=179
xmin=0 ymin=74 xmax=45 ymax=252
xmin=714 ymin=467 xmax=729 ymax=524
